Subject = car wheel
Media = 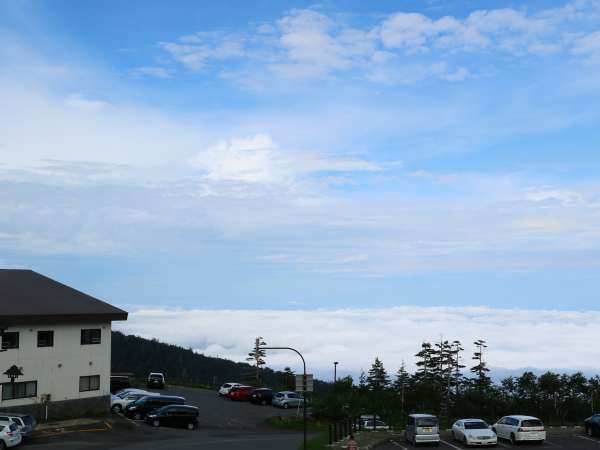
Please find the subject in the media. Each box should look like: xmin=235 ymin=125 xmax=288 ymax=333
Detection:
xmin=463 ymin=436 xmax=468 ymax=446
xmin=587 ymin=427 xmax=594 ymax=437
xmin=0 ymin=440 xmax=6 ymax=450
xmin=283 ymin=402 xmax=289 ymax=409
xmin=134 ymin=412 xmax=142 ymax=421
xmin=187 ymin=423 xmax=195 ymax=430
xmin=152 ymin=420 xmax=160 ymax=427
xmin=510 ymin=433 xmax=516 ymax=445
xmin=111 ymin=405 xmax=122 ymax=413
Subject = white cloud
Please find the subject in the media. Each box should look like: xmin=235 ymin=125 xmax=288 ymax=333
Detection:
xmin=116 ymin=306 xmax=600 ymax=380
xmin=572 ymin=30 xmax=600 ymax=62
xmin=159 ymin=33 xmax=245 ymax=71
xmin=190 ymin=133 xmax=381 ymax=184
xmin=130 ymin=66 xmax=173 ymax=79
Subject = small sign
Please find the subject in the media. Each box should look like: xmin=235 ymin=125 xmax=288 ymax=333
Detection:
xmin=295 ymin=374 xmax=314 ymax=392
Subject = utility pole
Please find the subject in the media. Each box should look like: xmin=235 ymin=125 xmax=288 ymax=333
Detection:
xmin=334 ymin=361 xmax=338 ymax=383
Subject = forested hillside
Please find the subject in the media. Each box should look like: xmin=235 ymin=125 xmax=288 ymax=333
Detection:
xmin=111 ymin=331 xmax=298 ymax=389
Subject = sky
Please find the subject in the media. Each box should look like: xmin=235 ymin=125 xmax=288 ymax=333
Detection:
xmin=1 ymin=0 xmax=600 ymax=379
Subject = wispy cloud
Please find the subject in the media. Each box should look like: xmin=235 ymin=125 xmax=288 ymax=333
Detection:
xmin=156 ymin=1 xmax=600 ymax=83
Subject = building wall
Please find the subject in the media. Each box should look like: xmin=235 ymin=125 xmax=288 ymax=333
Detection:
xmin=0 ymin=322 xmax=112 ymax=414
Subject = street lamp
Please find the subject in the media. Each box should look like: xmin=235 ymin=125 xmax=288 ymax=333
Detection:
xmin=334 ymin=361 xmax=339 ymax=383
xmin=257 ymin=342 xmax=308 ymax=450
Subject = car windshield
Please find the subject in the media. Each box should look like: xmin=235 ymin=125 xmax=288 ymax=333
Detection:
xmin=150 ymin=374 xmax=163 ymax=380
xmin=521 ymin=419 xmax=543 ymax=427
xmin=465 ymin=421 xmax=488 ymax=429
xmin=417 ymin=418 xmax=438 ymax=427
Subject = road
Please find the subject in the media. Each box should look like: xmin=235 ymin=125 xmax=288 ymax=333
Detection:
xmin=378 ymin=430 xmax=600 ymax=450
xmin=26 ymin=385 xmax=305 ymax=450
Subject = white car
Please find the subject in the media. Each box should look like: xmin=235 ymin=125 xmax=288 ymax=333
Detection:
xmin=218 ymin=382 xmax=242 ymax=396
xmin=492 ymin=415 xmax=545 ymax=445
xmin=361 ymin=418 xmax=389 ymax=431
xmin=452 ymin=419 xmax=497 ymax=447
xmin=111 ymin=390 xmax=156 ymax=413
xmin=0 ymin=423 xmax=22 ymax=448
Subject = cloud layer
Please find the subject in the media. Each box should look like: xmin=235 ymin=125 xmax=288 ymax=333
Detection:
xmin=116 ymin=306 xmax=600 ymax=380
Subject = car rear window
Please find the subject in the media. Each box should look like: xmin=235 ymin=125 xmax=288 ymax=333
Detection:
xmin=465 ymin=421 xmax=488 ymax=429
xmin=417 ymin=418 xmax=438 ymax=427
xmin=521 ymin=419 xmax=543 ymax=427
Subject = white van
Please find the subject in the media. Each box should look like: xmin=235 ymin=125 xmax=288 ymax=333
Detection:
xmin=405 ymin=413 xmax=440 ymax=446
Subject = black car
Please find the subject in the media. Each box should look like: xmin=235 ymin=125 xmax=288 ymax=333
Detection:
xmin=584 ymin=414 xmax=600 ymax=437
xmin=250 ymin=388 xmax=274 ymax=405
xmin=110 ymin=375 xmax=131 ymax=394
xmin=124 ymin=395 xmax=185 ymax=420
xmin=145 ymin=405 xmax=199 ymax=430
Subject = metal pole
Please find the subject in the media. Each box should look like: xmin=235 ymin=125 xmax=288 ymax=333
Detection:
xmin=261 ymin=346 xmax=307 ymax=450
xmin=334 ymin=361 xmax=338 ymax=383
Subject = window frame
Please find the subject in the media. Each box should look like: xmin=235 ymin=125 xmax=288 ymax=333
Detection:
xmin=1 ymin=332 xmax=19 ymax=350
xmin=1 ymin=381 xmax=37 ymax=401
xmin=79 ymin=375 xmax=101 ymax=392
xmin=80 ymin=329 xmax=101 ymax=345
xmin=37 ymin=330 xmax=54 ymax=348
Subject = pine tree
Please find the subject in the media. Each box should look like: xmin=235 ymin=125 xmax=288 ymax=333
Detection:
xmin=246 ymin=336 xmax=267 ymax=384
xmin=415 ymin=342 xmax=436 ymax=381
xmin=393 ymin=362 xmax=410 ymax=414
xmin=367 ymin=357 xmax=390 ymax=391
xmin=471 ymin=339 xmax=491 ymax=389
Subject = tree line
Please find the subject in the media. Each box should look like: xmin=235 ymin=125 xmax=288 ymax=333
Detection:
xmin=313 ymin=339 xmax=600 ymax=426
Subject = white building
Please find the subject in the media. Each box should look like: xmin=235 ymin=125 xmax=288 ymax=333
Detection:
xmin=0 ymin=269 xmax=127 ymax=419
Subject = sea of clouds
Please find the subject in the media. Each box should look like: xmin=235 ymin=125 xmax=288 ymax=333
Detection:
xmin=116 ymin=306 xmax=600 ymax=381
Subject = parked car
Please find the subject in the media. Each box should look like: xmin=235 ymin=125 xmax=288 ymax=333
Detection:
xmin=492 ymin=415 xmax=545 ymax=445
xmin=0 ymin=423 xmax=21 ymax=448
xmin=110 ymin=375 xmax=131 ymax=394
xmin=361 ymin=418 xmax=389 ymax=431
xmin=250 ymin=388 xmax=274 ymax=405
xmin=452 ymin=419 xmax=497 ymax=447
xmin=145 ymin=405 xmax=199 ymax=430
xmin=111 ymin=390 xmax=156 ymax=413
xmin=218 ymin=382 xmax=242 ymax=396
xmin=124 ymin=395 xmax=184 ymax=420
xmin=147 ymin=372 xmax=166 ymax=389
xmin=229 ymin=386 xmax=255 ymax=401
xmin=0 ymin=412 xmax=36 ymax=438
xmin=584 ymin=414 xmax=600 ymax=437
xmin=272 ymin=391 xmax=304 ymax=409
xmin=405 ymin=414 xmax=440 ymax=446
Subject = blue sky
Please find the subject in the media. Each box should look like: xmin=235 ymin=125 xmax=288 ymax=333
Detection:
xmin=1 ymin=0 xmax=600 ymax=318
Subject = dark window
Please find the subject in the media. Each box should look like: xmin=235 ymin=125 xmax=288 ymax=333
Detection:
xmin=1 ymin=332 xmax=19 ymax=350
xmin=79 ymin=375 xmax=100 ymax=392
xmin=521 ymin=419 xmax=543 ymax=427
xmin=2 ymin=381 xmax=37 ymax=400
xmin=416 ymin=417 xmax=438 ymax=427
xmin=465 ymin=421 xmax=488 ymax=430
xmin=80 ymin=329 xmax=101 ymax=345
xmin=37 ymin=330 xmax=54 ymax=347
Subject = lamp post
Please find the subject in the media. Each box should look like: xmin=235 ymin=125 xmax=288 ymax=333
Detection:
xmin=334 ymin=361 xmax=338 ymax=383
xmin=258 ymin=343 xmax=308 ymax=450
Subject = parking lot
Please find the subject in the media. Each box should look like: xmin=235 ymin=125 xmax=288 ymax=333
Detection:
xmin=25 ymin=385 xmax=305 ymax=450
xmin=379 ymin=430 xmax=600 ymax=450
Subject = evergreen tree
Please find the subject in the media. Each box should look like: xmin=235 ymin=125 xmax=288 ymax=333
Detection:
xmin=246 ymin=336 xmax=267 ymax=384
xmin=367 ymin=357 xmax=390 ymax=391
xmin=470 ymin=339 xmax=491 ymax=388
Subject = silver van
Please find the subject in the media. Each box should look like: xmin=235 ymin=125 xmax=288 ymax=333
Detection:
xmin=405 ymin=413 xmax=440 ymax=446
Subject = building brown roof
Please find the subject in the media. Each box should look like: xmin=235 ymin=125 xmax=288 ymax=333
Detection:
xmin=0 ymin=269 xmax=128 ymax=325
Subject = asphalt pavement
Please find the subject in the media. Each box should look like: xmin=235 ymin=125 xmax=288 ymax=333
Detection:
xmin=25 ymin=385 xmax=305 ymax=450
xmin=378 ymin=430 xmax=600 ymax=450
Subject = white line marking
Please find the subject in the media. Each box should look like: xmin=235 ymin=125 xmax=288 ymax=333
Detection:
xmin=390 ymin=440 xmax=409 ymax=450
xmin=441 ymin=439 xmax=463 ymax=450
xmin=576 ymin=435 xmax=600 ymax=445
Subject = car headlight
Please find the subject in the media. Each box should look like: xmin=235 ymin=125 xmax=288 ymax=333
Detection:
xmin=129 ymin=406 xmax=137 ymax=410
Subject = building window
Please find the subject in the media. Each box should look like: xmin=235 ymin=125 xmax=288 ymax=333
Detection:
xmin=37 ymin=330 xmax=54 ymax=348
xmin=2 ymin=381 xmax=37 ymax=401
xmin=79 ymin=375 xmax=100 ymax=392
xmin=80 ymin=329 xmax=101 ymax=345
xmin=1 ymin=332 xmax=19 ymax=350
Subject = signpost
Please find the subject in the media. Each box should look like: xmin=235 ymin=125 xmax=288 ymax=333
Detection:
xmin=295 ymin=374 xmax=314 ymax=392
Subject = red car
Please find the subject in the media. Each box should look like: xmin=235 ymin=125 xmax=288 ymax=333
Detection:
xmin=228 ymin=386 xmax=254 ymax=401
